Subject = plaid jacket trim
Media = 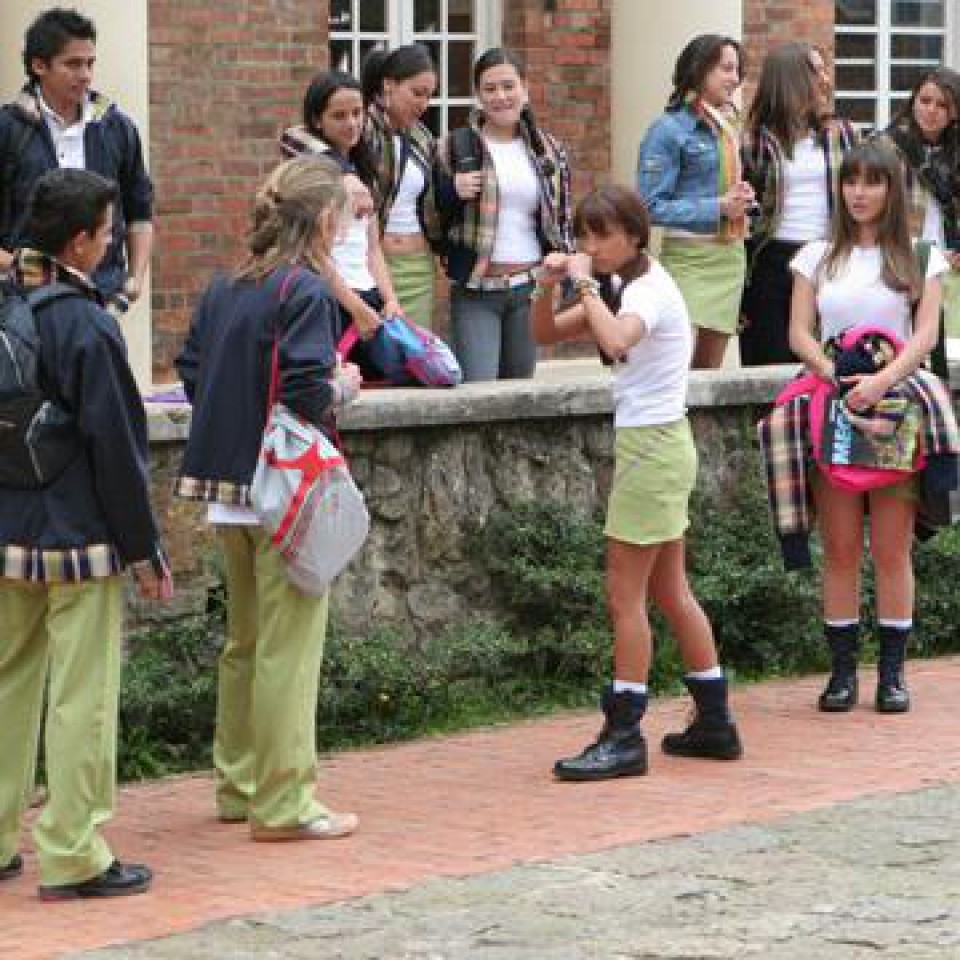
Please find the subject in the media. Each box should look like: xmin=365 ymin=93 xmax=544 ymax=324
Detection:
xmin=0 ymin=543 xmax=122 ymax=583
xmin=365 ymin=104 xmax=434 ymax=233
xmin=174 ymin=475 xmax=251 ymax=506
xmin=745 ymin=120 xmax=856 ymax=244
xmin=435 ymin=111 xmax=575 ymax=283
xmin=758 ymin=393 xmax=813 ymax=539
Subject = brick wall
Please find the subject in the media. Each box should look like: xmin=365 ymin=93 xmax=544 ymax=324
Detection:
xmin=148 ymin=1 xmax=329 ymax=382
xmin=742 ymin=0 xmax=835 ymax=98
xmin=503 ymin=0 xmax=611 ymax=200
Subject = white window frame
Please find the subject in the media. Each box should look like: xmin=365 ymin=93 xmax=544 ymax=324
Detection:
xmin=329 ymin=0 xmax=501 ymax=135
xmin=835 ymin=0 xmax=957 ymax=130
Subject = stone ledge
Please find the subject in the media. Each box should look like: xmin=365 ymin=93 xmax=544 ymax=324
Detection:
xmin=146 ymin=357 xmax=960 ymax=441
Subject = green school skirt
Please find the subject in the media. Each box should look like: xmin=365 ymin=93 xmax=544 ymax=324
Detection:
xmin=659 ymin=236 xmax=746 ymax=335
xmin=604 ymin=419 xmax=697 ymax=545
xmin=385 ymin=250 xmax=435 ymax=330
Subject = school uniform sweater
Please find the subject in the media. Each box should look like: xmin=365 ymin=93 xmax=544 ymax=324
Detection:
xmin=0 ymin=250 xmax=166 ymax=582
xmin=175 ymin=266 xmax=341 ymax=506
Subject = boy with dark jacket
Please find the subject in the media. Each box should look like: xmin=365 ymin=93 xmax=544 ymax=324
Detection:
xmin=0 ymin=168 xmax=171 ymax=900
xmin=0 ymin=8 xmax=153 ymax=310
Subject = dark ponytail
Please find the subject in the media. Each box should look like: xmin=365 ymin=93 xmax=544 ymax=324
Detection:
xmin=361 ymin=43 xmax=436 ymax=108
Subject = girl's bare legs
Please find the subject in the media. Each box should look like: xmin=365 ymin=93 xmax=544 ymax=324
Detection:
xmin=691 ymin=328 xmax=729 ymax=370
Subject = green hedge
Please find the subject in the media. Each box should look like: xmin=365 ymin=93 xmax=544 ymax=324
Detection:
xmin=117 ymin=487 xmax=960 ymax=780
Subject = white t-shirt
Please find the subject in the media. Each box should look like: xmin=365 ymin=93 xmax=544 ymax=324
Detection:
xmin=920 ymin=194 xmax=946 ymax=250
xmin=385 ymin=136 xmax=425 ymax=235
xmin=775 ymin=135 xmax=831 ymax=243
xmin=790 ymin=240 xmax=949 ymax=342
xmin=612 ymin=260 xmax=692 ymax=428
xmin=331 ymin=213 xmax=376 ymax=291
xmin=486 ymin=138 xmax=541 ymax=264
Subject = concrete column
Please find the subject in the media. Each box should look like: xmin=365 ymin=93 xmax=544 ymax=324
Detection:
xmin=610 ymin=0 xmax=743 ymax=186
xmin=1 ymin=0 xmax=152 ymax=387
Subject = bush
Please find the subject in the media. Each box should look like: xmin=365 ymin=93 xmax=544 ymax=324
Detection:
xmin=116 ymin=492 xmax=960 ymax=780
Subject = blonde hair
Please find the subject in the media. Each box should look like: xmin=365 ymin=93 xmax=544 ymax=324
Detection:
xmin=235 ymin=155 xmax=347 ymax=281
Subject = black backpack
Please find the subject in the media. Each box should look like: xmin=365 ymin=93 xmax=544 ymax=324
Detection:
xmin=0 ymin=283 xmax=84 ymax=489
xmin=427 ymin=126 xmax=484 ymax=258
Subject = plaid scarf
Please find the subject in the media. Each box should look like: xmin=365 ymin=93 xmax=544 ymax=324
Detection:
xmin=693 ymin=99 xmax=746 ymax=241
xmin=12 ymin=247 xmax=104 ymax=303
xmin=436 ymin=108 xmax=574 ymax=283
xmin=364 ymin=102 xmax=434 ymax=234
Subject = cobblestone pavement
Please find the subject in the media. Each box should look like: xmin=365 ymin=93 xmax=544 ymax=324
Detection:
xmin=4 ymin=659 xmax=959 ymax=959
xmin=80 ymin=784 xmax=960 ymax=960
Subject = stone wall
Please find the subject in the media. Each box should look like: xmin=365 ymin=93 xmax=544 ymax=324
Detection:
xmin=145 ymin=363 xmax=806 ymax=640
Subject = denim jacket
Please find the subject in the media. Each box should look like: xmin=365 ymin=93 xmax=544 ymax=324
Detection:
xmin=636 ymin=107 xmax=721 ymax=235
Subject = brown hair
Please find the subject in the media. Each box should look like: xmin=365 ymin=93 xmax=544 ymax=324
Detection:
xmin=235 ymin=156 xmax=347 ymax=282
xmin=747 ymin=42 xmax=825 ymax=155
xmin=667 ymin=34 xmax=742 ymax=110
xmin=821 ymin=141 xmax=920 ymax=296
xmin=574 ymin=185 xmax=651 ymax=279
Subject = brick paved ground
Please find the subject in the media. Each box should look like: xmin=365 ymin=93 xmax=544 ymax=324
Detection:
xmin=4 ymin=658 xmax=959 ymax=960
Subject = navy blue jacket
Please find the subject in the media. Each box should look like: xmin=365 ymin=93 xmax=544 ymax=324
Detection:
xmin=0 ymin=255 xmax=164 ymax=580
xmin=175 ymin=267 xmax=341 ymax=505
xmin=0 ymin=87 xmax=153 ymax=299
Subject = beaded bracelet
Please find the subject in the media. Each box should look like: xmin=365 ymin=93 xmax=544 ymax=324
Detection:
xmin=573 ymin=276 xmax=601 ymax=299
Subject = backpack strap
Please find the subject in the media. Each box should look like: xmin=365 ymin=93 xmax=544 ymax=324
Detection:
xmin=26 ymin=282 xmax=85 ymax=312
xmin=914 ymin=241 xmax=949 ymax=381
xmin=448 ymin=126 xmax=482 ymax=171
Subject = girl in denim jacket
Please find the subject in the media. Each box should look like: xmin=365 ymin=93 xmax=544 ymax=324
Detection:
xmin=637 ymin=34 xmax=753 ymax=369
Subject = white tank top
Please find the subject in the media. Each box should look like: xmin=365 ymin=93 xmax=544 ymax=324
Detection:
xmin=331 ymin=214 xmax=375 ymax=291
xmin=487 ymin=138 xmax=542 ymax=264
xmin=385 ymin=135 xmax=425 ymax=235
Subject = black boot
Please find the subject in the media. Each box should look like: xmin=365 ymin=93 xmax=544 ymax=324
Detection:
xmin=662 ymin=675 xmax=743 ymax=760
xmin=875 ymin=625 xmax=911 ymax=714
xmin=554 ymin=686 xmax=648 ymax=781
xmin=818 ymin=623 xmax=859 ymax=712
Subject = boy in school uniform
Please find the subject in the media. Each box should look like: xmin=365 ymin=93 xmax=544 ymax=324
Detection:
xmin=0 ymin=168 xmax=172 ymax=900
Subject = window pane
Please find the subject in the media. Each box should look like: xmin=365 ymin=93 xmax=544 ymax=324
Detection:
xmin=892 ymin=0 xmax=944 ymax=27
xmin=359 ymin=39 xmax=383 ymax=75
xmin=448 ymin=104 xmax=472 ymax=130
xmin=836 ymin=0 xmax=876 ymax=26
xmin=890 ymin=97 xmax=909 ymax=118
xmin=891 ymin=34 xmax=943 ymax=58
xmin=423 ymin=105 xmax=441 ymax=136
xmin=358 ymin=1 xmax=387 ymax=31
xmin=836 ymin=33 xmax=876 ymax=59
xmin=330 ymin=38 xmax=352 ymax=73
xmin=448 ymin=0 xmax=474 ymax=31
xmin=414 ymin=0 xmax=441 ymax=32
xmin=329 ymin=0 xmax=352 ymax=31
xmin=419 ymin=39 xmax=443 ymax=90
xmin=448 ymin=40 xmax=474 ymax=97
xmin=835 ymin=97 xmax=877 ymax=125
xmin=891 ymin=63 xmax=936 ymax=92
xmin=836 ymin=62 xmax=876 ymax=90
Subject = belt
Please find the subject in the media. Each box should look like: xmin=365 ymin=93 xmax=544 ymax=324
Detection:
xmin=465 ymin=268 xmax=538 ymax=291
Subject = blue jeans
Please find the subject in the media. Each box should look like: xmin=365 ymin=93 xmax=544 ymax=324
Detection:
xmin=450 ymin=282 xmax=537 ymax=382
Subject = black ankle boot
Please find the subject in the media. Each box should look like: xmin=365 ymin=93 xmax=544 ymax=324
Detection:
xmin=662 ymin=675 xmax=743 ymax=760
xmin=554 ymin=686 xmax=648 ymax=781
xmin=818 ymin=624 xmax=859 ymax=712
xmin=875 ymin=625 xmax=911 ymax=714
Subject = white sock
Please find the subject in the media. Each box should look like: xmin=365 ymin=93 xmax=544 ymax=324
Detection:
xmin=613 ymin=680 xmax=648 ymax=695
xmin=685 ymin=666 xmax=723 ymax=681
xmin=877 ymin=619 xmax=912 ymax=631
xmin=825 ymin=618 xmax=859 ymax=628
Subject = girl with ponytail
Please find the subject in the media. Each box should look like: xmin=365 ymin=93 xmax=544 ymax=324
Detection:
xmin=432 ymin=47 xmax=574 ymax=381
xmin=175 ymin=156 xmax=362 ymax=841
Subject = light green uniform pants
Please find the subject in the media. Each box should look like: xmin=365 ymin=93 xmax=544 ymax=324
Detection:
xmin=0 ymin=577 xmax=122 ymax=886
xmin=385 ymin=250 xmax=435 ymax=330
xmin=943 ymin=269 xmax=960 ymax=338
xmin=214 ymin=526 xmax=331 ymax=829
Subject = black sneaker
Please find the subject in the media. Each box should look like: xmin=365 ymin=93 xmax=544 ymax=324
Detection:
xmin=0 ymin=853 xmax=23 ymax=881
xmin=38 ymin=861 xmax=152 ymax=901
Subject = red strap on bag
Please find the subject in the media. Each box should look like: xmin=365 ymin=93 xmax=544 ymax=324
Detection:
xmin=265 ymin=266 xmax=303 ymax=416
